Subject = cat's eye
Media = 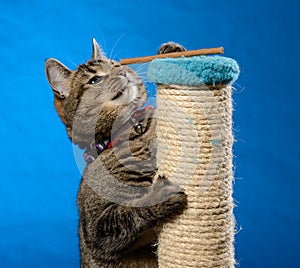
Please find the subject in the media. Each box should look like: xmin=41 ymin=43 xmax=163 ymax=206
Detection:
xmin=88 ymin=76 xmax=104 ymax=85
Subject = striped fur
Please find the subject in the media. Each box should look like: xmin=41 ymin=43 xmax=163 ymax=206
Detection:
xmin=45 ymin=40 xmax=187 ymax=268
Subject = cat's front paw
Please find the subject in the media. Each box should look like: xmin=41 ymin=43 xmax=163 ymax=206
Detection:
xmin=158 ymin=42 xmax=186 ymax=54
xmin=128 ymin=175 xmax=186 ymax=212
xmin=152 ymin=175 xmax=182 ymax=198
xmin=151 ymin=175 xmax=187 ymax=211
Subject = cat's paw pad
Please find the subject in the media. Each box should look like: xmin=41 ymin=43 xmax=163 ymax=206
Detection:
xmin=158 ymin=42 xmax=186 ymax=55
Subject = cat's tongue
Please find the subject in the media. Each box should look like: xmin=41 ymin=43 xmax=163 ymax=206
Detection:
xmin=132 ymin=105 xmax=154 ymax=120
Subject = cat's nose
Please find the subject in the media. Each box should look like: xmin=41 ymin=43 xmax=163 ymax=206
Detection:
xmin=116 ymin=68 xmax=126 ymax=77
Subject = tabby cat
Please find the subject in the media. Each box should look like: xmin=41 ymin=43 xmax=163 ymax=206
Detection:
xmin=45 ymin=39 xmax=187 ymax=268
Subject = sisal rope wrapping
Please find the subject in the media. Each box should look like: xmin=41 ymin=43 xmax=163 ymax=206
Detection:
xmin=156 ymin=83 xmax=235 ymax=268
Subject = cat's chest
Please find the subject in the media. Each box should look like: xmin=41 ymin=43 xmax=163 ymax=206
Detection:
xmin=83 ymin=118 xmax=156 ymax=186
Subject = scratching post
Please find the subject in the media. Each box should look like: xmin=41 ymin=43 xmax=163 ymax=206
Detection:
xmin=148 ymin=56 xmax=240 ymax=267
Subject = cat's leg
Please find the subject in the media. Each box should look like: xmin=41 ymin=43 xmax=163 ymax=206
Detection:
xmin=84 ymin=176 xmax=186 ymax=262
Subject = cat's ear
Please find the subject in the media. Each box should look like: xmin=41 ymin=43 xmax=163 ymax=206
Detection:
xmin=92 ymin=38 xmax=105 ymax=59
xmin=45 ymin=58 xmax=72 ymax=99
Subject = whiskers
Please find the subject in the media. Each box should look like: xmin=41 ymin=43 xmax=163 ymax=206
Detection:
xmin=100 ymin=32 xmax=108 ymax=58
xmin=130 ymin=62 xmax=157 ymax=101
xmin=109 ymin=33 xmax=126 ymax=61
xmin=232 ymin=82 xmax=245 ymax=94
xmin=132 ymin=62 xmax=149 ymax=80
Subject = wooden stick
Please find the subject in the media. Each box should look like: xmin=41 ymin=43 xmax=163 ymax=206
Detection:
xmin=120 ymin=47 xmax=224 ymax=65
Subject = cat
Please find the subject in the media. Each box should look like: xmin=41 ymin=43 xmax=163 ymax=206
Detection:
xmin=45 ymin=39 xmax=187 ymax=268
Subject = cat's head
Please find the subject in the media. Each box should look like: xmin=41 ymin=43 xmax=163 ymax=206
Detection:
xmin=45 ymin=38 xmax=147 ymax=148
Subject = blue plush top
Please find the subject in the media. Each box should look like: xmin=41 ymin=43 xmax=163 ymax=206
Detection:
xmin=147 ymin=55 xmax=239 ymax=86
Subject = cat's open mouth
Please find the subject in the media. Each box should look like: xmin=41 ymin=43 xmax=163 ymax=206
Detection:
xmin=112 ymin=88 xmax=125 ymax=100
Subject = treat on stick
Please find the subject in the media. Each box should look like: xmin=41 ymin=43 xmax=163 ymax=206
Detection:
xmin=120 ymin=47 xmax=224 ymax=65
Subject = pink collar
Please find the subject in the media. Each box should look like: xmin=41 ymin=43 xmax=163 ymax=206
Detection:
xmin=83 ymin=105 xmax=153 ymax=165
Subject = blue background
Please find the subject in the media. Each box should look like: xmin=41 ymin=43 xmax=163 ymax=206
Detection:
xmin=1 ymin=0 xmax=299 ymax=267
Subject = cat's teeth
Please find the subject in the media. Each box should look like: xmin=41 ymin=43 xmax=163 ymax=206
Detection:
xmin=128 ymin=84 xmax=138 ymax=103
